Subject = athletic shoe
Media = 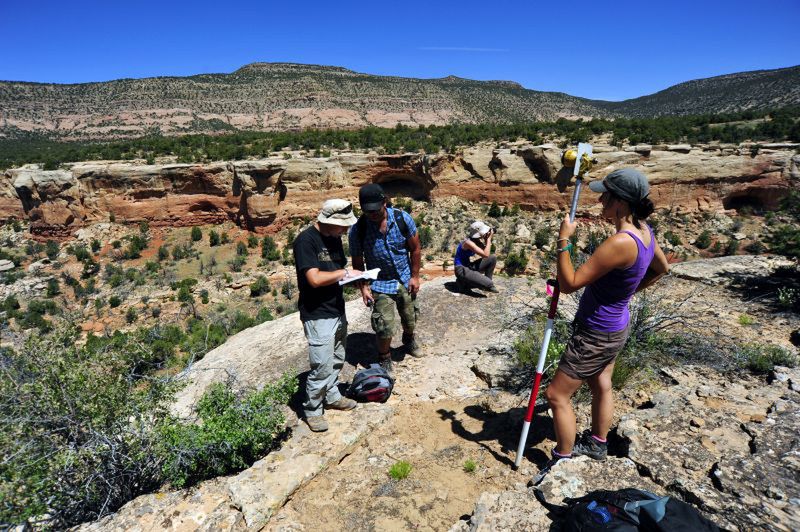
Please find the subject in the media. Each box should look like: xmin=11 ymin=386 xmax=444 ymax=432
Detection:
xmin=327 ymin=397 xmax=357 ymax=410
xmin=306 ymin=415 xmax=328 ymax=432
xmin=572 ymin=430 xmax=608 ymax=460
xmin=530 ymin=453 xmax=571 ymax=486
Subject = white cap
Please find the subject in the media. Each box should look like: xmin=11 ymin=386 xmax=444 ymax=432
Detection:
xmin=318 ymin=199 xmax=358 ymax=226
xmin=469 ymin=220 xmax=491 ymax=239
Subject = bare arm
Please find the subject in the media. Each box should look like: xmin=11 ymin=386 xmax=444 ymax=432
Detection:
xmin=305 ymin=267 xmax=348 ymax=289
xmin=635 ymin=240 xmax=670 ymax=292
xmin=407 ymin=233 xmax=422 ymax=295
xmin=557 ymin=233 xmax=637 ymax=294
xmin=462 ymin=235 xmax=492 ymax=258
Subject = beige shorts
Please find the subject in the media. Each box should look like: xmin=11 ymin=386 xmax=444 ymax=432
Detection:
xmin=558 ymin=322 xmax=630 ymax=380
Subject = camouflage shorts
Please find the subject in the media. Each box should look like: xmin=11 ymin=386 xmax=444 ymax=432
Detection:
xmin=371 ymin=285 xmax=419 ymax=339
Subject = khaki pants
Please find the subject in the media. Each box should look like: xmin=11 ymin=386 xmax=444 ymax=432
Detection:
xmin=302 ymin=315 xmax=347 ymax=417
xmin=371 ymin=285 xmax=419 ymax=340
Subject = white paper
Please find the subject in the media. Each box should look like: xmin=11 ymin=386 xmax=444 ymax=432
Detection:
xmin=338 ymin=268 xmax=381 ymax=285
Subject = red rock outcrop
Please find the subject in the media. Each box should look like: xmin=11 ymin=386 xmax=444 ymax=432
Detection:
xmin=2 ymin=143 xmax=798 ymax=236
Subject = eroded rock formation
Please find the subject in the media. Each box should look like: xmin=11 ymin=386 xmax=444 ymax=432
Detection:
xmin=3 ymin=143 xmax=798 ymax=236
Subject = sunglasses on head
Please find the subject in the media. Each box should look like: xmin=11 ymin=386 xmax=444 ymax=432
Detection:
xmin=333 ymin=204 xmax=353 ymax=215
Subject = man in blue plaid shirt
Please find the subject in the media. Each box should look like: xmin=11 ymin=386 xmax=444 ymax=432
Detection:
xmin=350 ymin=184 xmax=422 ymax=377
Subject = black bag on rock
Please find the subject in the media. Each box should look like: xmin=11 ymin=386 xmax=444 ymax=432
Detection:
xmin=534 ymin=487 xmax=721 ymax=532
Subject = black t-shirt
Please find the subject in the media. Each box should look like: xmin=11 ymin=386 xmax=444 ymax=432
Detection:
xmin=293 ymin=226 xmax=347 ymax=322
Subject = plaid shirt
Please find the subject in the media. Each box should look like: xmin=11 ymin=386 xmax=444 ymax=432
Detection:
xmin=348 ymin=207 xmax=417 ymax=294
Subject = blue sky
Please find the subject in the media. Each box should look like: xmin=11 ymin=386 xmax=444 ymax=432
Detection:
xmin=1 ymin=0 xmax=798 ymax=101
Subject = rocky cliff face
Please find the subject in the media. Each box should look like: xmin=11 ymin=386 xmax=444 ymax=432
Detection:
xmin=3 ymin=142 xmax=798 ymax=237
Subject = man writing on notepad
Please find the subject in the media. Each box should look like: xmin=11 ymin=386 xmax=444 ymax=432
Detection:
xmin=292 ymin=199 xmax=362 ymax=432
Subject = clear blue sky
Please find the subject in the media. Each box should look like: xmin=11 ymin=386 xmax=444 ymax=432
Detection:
xmin=1 ymin=0 xmax=798 ymax=101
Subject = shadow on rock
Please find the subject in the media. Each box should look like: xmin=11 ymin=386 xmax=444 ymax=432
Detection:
xmin=443 ymin=280 xmax=487 ymax=298
xmin=346 ymin=332 xmax=377 ymax=368
xmin=437 ymin=405 xmax=554 ymax=468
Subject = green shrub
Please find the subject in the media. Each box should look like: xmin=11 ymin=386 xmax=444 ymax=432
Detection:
xmin=45 ymin=278 xmax=60 ymax=297
xmin=663 ymin=231 xmax=682 ymax=246
xmin=504 ymin=249 xmax=528 ymax=275
xmin=736 ymin=343 xmax=798 ymax=373
xmin=158 ymin=373 xmax=298 ymax=487
xmin=191 ymin=227 xmax=202 ymax=242
xmin=109 ymin=295 xmax=121 ymax=308
xmin=738 ymin=314 xmax=754 ymax=326
xmin=90 ymin=239 xmax=101 ymax=253
xmin=247 ymin=234 xmax=259 ymax=248
xmin=695 ymin=230 xmax=711 ymax=249
xmin=200 ymin=289 xmax=209 ymax=305
xmin=261 ymin=236 xmax=280 ymax=261
xmin=419 ymin=226 xmax=433 ymax=248
xmin=463 ymin=459 xmax=477 ymax=473
xmin=209 ymin=230 xmax=220 ymax=247
xmin=229 ymin=255 xmax=246 ymax=272
xmin=745 ymin=239 xmax=765 ymax=254
xmin=767 ymin=224 xmax=800 ymax=258
xmin=236 ymin=241 xmax=248 ymax=257
xmin=250 ymin=276 xmax=271 ymax=297
xmin=487 ymin=201 xmax=502 ymax=218
xmin=157 ymin=245 xmax=170 ymax=261
xmin=45 ymin=240 xmax=60 ymax=260
xmin=126 ymin=307 xmax=138 ymax=323
xmin=0 ymin=327 xmax=174 ymax=527
xmin=534 ymin=228 xmax=550 ymax=249
xmin=724 ymin=238 xmax=739 ymax=256
xmin=388 ymin=460 xmax=412 ymax=480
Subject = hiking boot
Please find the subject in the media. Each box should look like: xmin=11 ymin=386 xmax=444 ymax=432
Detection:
xmin=486 ymin=285 xmax=499 ymax=293
xmin=403 ymin=333 xmax=423 ymax=358
xmin=572 ymin=430 xmax=608 ymax=460
xmin=379 ymin=357 xmax=394 ymax=378
xmin=530 ymin=453 xmax=571 ymax=486
xmin=327 ymin=397 xmax=357 ymax=411
xmin=306 ymin=415 xmax=328 ymax=432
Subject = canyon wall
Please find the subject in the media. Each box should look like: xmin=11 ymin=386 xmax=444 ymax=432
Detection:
xmin=2 ymin=142 xmax=798 ymax=236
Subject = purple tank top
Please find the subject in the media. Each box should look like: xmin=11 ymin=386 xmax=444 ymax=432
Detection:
xmin=575 ymin=226 xmax=656 ymax=332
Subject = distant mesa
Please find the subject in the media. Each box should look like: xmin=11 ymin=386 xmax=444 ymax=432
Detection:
xmin=0 ymin=62 xmax=798 ymax=140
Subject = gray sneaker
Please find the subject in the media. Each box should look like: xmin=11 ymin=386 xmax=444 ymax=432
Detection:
xmin=306 ymin=415 xmax=328 ymax=432
xmin=327 ymin=397 xmax=357 ymax=410
xmin=572 ymin=430 xmax=608 ymax=460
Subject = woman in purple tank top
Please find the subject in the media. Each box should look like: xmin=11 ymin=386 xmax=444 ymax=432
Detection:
xmin=534 ymin=168 xmax=670 ymax=483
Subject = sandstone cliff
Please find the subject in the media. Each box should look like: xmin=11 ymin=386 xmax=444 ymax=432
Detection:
xmin=3 ymin=142 xmax=798 ymax=236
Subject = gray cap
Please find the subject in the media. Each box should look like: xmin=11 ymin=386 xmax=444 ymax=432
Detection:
xmin=588 ymin=168 xmax=650 ymax=204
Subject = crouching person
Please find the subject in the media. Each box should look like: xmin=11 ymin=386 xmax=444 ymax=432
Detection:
xmin=453 ymin=221 xmax=498 ymax=293
xmin=293 ymin=199 xmax=361 ymax=432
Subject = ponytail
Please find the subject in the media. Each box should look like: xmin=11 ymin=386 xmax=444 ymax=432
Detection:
xmin=631 ymin=197 xmax=654 ymax=227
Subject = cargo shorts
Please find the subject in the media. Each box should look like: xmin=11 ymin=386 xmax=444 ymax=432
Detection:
xmin=371 ymin=284 xmax=419 ymax=340
xmin=558 ymin=321 xmax=631 ymax=380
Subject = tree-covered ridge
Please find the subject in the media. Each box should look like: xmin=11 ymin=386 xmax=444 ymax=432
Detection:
xmin=600 ymin=65 xmax=800 ymax=117
xmin=1 ymin=107 xmax=798 ymax=170
xmin=1 ymin=63 xmax=798 ymax=140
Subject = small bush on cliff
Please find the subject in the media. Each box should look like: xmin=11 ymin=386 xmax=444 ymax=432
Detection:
xmin=191 ymin=226 xmax=202 ymax=242
xmin=0 ymin=324 xmax=297 ymax=528
xmin=261 ymin=236 xmax=280 ymax=261
xmin=695 ymin=230 xmax=712 ymax=249
xmin=250 ymin=275 xmax=271 ymax=297
xmin=504 ymin=249 xmax=528 ymax=275
xmin=158 ymin=373 xmax=297 ymax=488
xmin=209 ymin=230 xmax=220 ymax=247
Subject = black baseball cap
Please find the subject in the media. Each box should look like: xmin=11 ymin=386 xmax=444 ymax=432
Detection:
xmin=359 ymin=183 xmax=386 ymax=211
xmin=589 ymin=168 xmax=650 ymax=204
